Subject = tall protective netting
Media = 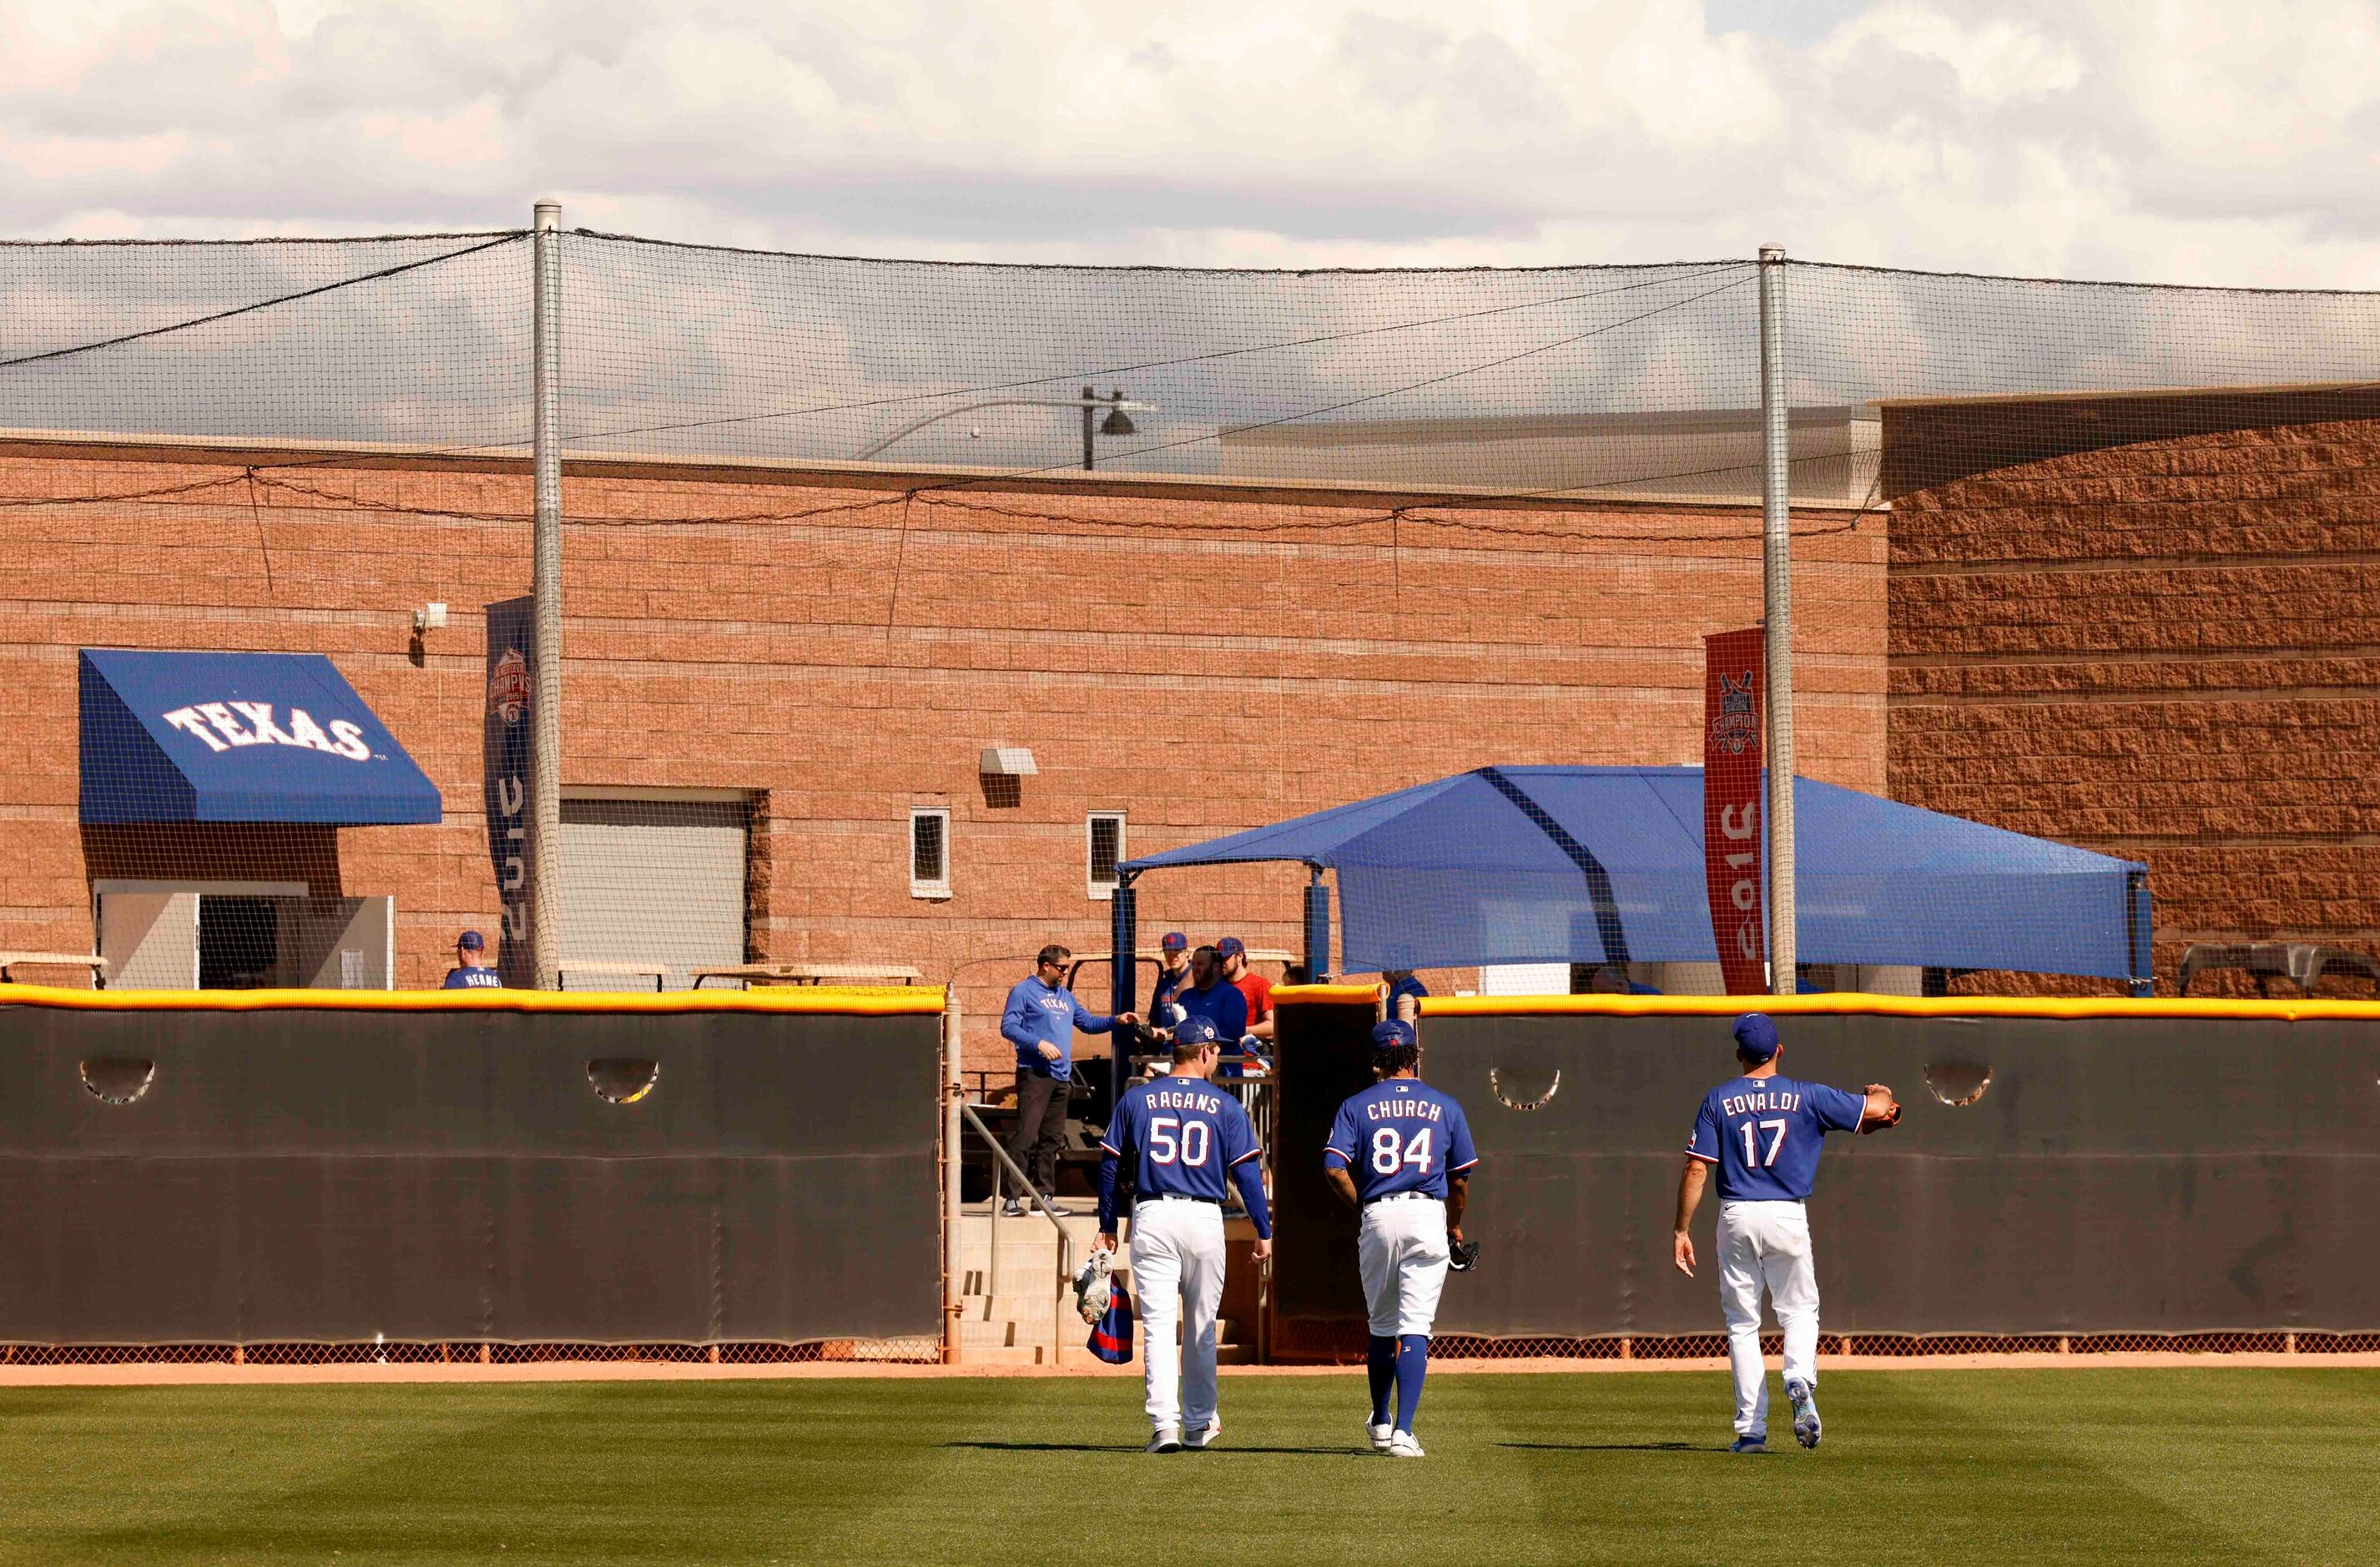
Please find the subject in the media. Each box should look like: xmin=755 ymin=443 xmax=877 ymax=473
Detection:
xmin=2 ymin=230 xmax=2374 ymax=1002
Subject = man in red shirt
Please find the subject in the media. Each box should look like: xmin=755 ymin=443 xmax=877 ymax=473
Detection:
xmin=1219 ymin=936 xmax=1274 ymax=1042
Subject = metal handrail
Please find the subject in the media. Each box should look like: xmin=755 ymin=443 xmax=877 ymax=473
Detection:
xmin=959 ymin=1103 xmax=1074 ymax=1353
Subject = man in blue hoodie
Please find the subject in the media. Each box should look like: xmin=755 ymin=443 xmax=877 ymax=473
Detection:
xmin=1001 ymin=945 xmax=1137 ymax=1217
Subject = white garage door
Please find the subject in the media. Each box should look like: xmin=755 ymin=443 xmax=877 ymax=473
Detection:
xmin=559 ymin=794 xmax=749 ymax=990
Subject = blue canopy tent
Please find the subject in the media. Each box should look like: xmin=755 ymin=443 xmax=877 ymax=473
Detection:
xmin=79 ymin=649 xmax=441 ymax=824
xmin=1114 ymin=766 xmax=2149 ymax=1010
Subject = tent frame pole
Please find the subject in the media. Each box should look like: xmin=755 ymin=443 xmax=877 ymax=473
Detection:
xmin=1758 ymin=244 xmax=1797 ymax=996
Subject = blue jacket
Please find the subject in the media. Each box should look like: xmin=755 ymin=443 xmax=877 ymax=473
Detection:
xmin=1001 ymin=975 xmax=1117 ymax=1081
xmin=1174 ymin=976 xmax=1248 ymax=1040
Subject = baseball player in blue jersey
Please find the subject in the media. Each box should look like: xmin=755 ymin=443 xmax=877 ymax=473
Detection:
xmin=1096 ymin=1015 xmax=1273 ymax=1454
xmin=1322 ymin=1018 xmax=1478 ymax=1459
xmin=1672 ymin=1013 xmax=1900 ymax=1453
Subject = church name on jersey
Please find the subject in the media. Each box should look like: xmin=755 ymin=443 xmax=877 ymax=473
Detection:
xmin=1146 ymin=1087 xmax=1224 ymax=1115
xmin=161 ymin=702 xmax=374 ymax=761
xmin=1721 ymin=1089 xmax=1803 ymax=1117
xmin=1365 ymin=1096 xmax=1444 ymax=1123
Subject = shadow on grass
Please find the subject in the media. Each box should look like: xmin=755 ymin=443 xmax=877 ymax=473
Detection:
xmin=1497 ymin=1440 xmax=1714 ymax=1454
xmin=946 ymin=1441 xmax=1357 ymax=1455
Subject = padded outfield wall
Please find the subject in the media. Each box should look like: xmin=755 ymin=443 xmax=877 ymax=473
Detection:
xmin=0 ymin=987 xmax=945 ymax=1348
xmin=1268 ymin=992 xmax=2380 ymax=1355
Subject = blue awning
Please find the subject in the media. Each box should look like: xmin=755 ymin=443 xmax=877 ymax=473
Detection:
xmin=1122 ymin=766 xmax=2149 ymax=982
xmin=79 ymin=650 xmax=442 ymax=825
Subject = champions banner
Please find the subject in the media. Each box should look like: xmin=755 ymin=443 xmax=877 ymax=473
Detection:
xmin=1702 ymin=628 xmax=1767 ymax=995
xmin=483 ymin=597 xmax=536 ymax=986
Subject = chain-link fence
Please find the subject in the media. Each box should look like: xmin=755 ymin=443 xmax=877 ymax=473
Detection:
xmin=3 ymin=225 xmax=2374 ymax=1010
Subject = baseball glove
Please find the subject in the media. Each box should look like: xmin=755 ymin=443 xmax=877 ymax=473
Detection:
xmin=1073 ymin=1250 xmax=1117 ymax=1325
xmin=1860 ymin=1095 xmax=1903 ymax=1135
xmin=1447 ymin=1238 xmax=1480 ymax=1272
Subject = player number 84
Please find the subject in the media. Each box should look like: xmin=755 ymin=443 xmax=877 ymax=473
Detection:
xmin=1369 ymin=1126 xmax=1435 ymax=1176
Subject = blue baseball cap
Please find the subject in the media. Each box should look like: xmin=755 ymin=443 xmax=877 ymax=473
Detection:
xmin=1732 ymin=1013 xmax=1779 ymax=1061
xmin=1371 ymin=1018 xmax=1417 ymax=1051
xmin=1160 ymin=931 xmax=1187 ymax=951
xmin=456 ymin=930 xmax=485 ymax=952
xmin=1217 ymin=936 xmax=1245 ymax=958
xmin=1175 ymin=1015 xmax=1221 ymax=1047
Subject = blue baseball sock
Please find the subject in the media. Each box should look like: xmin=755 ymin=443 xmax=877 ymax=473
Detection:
xmin=1394 ymin=1333 xmax=1430 ymax=1433
xmin=1367 ymin=1335 xmax=1396 ymax=1426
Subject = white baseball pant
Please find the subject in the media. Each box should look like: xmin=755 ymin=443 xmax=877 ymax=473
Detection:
xmin=1717 ymin=1198 xmax=1820 ymax=1439
xmin=1129 ymin=1198 xmax=1226 ymax=1436
xmin=1357 ymin=1195 xmax=1450 ymax=1337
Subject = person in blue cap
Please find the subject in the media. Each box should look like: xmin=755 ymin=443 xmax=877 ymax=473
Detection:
xmin=1148 ymin=931 xmax=1192 ymax=1017
xmin=1322 ymin=1016 xmax=1478 ymax=1459
xmin=441 ymin=930 xmax=502 ymax=989
xmin=1672 ymin=1013 xmax=1900 ymax=1454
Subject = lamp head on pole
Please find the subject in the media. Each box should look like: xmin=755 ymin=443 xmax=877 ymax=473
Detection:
xmin=1099 ymin=389 xmax=1137 ymax=437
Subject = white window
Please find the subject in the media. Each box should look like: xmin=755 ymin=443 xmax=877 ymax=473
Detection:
xmin=1087 ymin=811 xmax=1125 ymax=899
xmin=910 ymin=808 xmax=951 ymax=899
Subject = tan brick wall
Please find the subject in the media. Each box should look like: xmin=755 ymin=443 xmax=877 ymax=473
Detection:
xmin=1886 ymin=417 xmax=2380 ymax=995
xmin=0 ymin=438 xmax=1886 ymax=1065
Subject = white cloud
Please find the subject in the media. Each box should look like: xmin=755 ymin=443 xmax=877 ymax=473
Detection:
xmin=0 ymin=0 xmax=2371 ymax=289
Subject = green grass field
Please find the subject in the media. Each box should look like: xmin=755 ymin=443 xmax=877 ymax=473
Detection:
xmin=2 ymin=1369 xmax=2373 ymax=1565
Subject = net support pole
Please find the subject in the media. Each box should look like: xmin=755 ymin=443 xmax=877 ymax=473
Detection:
xmin=1110 ymin=873 xmax=1137 ymax=1089
xmin=530 ymin=199 xmax=565 ymax=990
xmin=1303 ymin=866 xmax=1332 ymax=982
xmin=1758 ymin=244 xmax=1798 ymax=995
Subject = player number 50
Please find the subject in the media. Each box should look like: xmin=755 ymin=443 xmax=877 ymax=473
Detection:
xmin=1149 ymin=1116 xmax=1210 ymax=1166
xmin=1368 ymin=1126 xmax=1435 ymax=1176
xmin=1738 ymin=1118 xmax=1788 ymax=1167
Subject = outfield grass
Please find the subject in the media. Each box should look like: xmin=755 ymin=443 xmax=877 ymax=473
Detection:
xmin=0 ymin=1369 xmax=2372 ymax=1564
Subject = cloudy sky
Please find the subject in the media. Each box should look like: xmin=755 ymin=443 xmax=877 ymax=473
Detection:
xmin=4 ymin=0 xmax=2377 ymax=285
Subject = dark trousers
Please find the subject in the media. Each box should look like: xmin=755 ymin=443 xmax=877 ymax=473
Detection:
xmin=1008 ymin=1070 xmax=1070 ymax=1200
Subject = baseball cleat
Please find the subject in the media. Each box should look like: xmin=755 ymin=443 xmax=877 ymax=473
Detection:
xmin=1367 ymin=1421 xmax=1394 ymax=1453
xmin=1386 ymin=1429 xmax=1426 ymax=1459
xmin=1729 ymin=1434 xmax=1767 ymax=1454
xmin=1786 ymin=1378 xmax=1822 ymax=1450
xmin=1146 ymin=1427 xmax=1182 ymax=1454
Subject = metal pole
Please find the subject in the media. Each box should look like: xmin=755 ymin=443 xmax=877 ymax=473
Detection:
xmin=1758 ymin=244 xmax=1797 ymax=995
xmin=942 ymin=989 xmax=965 ymax=1365
xmin=1081 ymin=384 xmax=1095 ymax=471
xmin=530 ymin=199 xmax=564 ymax=990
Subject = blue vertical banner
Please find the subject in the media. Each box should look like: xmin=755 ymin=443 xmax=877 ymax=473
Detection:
xmin=482 ymin=596 xmax=537 ymax=986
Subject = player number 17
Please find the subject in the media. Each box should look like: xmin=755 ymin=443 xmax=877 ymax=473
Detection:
xmin=1739 ymin=1119 xmax=1788 ymax=1167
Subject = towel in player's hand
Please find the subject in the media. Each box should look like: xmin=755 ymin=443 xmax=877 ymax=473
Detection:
xmin=1087 ymin=1274 xmax=1133 ymax=1365
xmin=1447 ymin=1237 xmax=1480 ymax=1272
xmin=1073 ymin=1249 xmax=1116 ymax=1324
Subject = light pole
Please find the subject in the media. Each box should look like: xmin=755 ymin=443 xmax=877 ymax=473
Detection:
xmin=854 ymin=389 xmax=1152 ymax=466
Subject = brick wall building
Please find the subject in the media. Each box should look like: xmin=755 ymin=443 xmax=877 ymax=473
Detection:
xmin=0 ymin=433 xmax=1886 ymax=1068
xmin=1883 ymin=388 xmax=2380 ymax=996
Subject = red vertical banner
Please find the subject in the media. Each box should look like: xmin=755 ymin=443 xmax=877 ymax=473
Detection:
xmin=1703 ymin=628 xmax=1767 ymax=995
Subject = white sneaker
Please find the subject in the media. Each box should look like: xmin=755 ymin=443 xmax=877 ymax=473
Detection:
xmin=1386 ymin=1429 xmax=1425 ymax=1459
xmin=1147 ymin=1426 xmax=1182 ymax=1454
xmin=1185 ymin=1418 xmax=1218 ymax=1451
xmin=1367 ymin=1421 xmax=1394 ymax=1453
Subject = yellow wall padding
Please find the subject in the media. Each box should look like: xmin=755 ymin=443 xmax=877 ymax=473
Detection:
xmin=1273 ymin=984 xmax=1388 ymax=1005
xmin=1419 ymin=992 xmax=2380 ymax=1023
xmin=0 ymin=983 xmax=948 ymax=1017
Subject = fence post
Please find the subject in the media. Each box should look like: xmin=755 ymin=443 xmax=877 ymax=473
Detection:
xmin=529 ymin=198 xmax=565 ymax=990
xmin=943 ymin=988 xmax=965 ymax=1366
xmin=1758 ymin=244 xmax=1798 ymax=995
